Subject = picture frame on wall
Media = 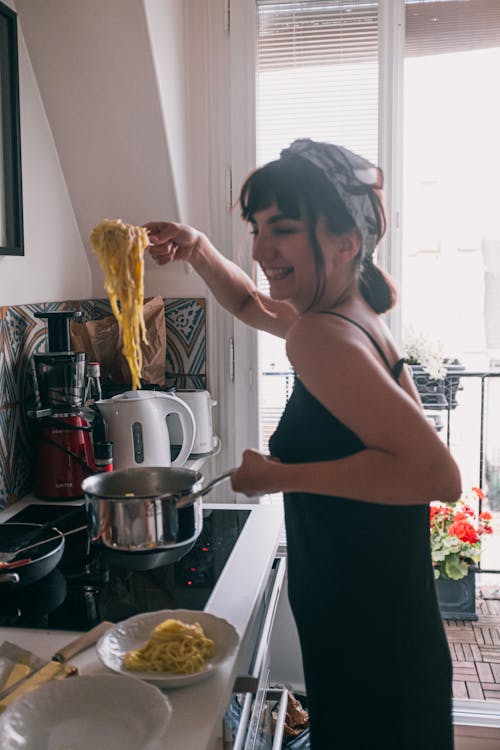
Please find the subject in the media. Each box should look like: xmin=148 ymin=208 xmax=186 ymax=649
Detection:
xmin=0 ymin=0 xmax=23 ymax=256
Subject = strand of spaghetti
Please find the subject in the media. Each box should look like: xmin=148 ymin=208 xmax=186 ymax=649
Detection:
xmin=89 ymin=218 xmax=149 ymax=390
xmin=123 ymin=619 xmax=215 ymax=674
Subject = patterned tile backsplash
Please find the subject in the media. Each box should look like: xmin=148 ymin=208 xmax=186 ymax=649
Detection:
xmin=0 ymin=297 xmax=206 ymax=507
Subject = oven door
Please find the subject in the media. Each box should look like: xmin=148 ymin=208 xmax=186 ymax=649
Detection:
xmin=224 ymin=555 xmax=288 ymax=750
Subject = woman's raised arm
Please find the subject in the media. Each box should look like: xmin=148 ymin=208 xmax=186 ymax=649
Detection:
xmin=144 ymin=220 xmax=296 ymax=338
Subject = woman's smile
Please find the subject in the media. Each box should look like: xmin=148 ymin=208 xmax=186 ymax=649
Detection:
xmin=250 ymin=204 xmax=316 ymax=308
xmin=262 ymin=265 xmax=294 ymax=281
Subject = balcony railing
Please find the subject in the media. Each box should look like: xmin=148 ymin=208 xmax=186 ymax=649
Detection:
xmin=260 ymin=367 xmax=500 ymax=572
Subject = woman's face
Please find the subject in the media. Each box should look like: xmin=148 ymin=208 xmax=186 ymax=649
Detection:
xmin=249 ymin=202 xmax=348 ymax=312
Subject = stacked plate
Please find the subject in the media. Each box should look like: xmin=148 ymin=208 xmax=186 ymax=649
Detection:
xmin=0 ymin=673 xmax=172 ymax=750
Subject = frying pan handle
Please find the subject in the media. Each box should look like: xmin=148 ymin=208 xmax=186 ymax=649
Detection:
xmin=175 ymin=469 xmax=234 ymax=509
xmin=0 ymin=573 xmax=20 ymax=584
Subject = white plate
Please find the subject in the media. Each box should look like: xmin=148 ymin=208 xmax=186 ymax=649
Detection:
xmin=0 ymin=673 xmax=172 ymax=750
xmin=97 ymin=609 xmax=240 ymax=689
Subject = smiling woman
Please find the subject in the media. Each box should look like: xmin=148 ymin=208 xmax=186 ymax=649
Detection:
xmin=0 ymin=1 xmax=23 ymax=256
xmin=143 ymin=137 xmax=462 ymax=750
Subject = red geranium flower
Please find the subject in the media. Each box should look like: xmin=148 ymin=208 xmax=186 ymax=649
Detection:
xmin=430 ymin=488 xmax=494 ymax=580
xmin=448 ymin=520 xmax=479 ymax=544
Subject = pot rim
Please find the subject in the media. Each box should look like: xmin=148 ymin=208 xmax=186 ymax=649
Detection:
xmin=81 ymin=466 xmax=204 ymax=501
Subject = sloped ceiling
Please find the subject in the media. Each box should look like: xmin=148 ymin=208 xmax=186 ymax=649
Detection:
xmin=14 ymin=0 xmax=186 ymax=294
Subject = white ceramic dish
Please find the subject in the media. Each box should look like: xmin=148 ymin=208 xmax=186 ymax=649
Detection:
xmin=0 ymin=673 xmax=172 ymax=750
xmin=97 ymin=608 xmax=240 ymax=689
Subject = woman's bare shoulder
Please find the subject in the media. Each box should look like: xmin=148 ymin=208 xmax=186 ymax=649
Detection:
xmin=285 ymin=312 xmax=364 ymax=372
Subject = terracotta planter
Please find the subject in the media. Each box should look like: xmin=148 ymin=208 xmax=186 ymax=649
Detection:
xmin=435 ymin=568 xmax=478 ymax=621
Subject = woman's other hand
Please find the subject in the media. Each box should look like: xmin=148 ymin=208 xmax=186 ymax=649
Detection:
xmin=231 ymin=449 xmax=282 ymax=497
xmin=143 ymin=221 xmax=203 ymax=265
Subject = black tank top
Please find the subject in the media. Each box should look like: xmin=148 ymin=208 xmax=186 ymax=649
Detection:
xmin=267 ymin=311 xmax=452 ymax=750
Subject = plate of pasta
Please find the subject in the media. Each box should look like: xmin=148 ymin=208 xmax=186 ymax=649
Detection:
xmin=96 ymin=609 xmax=240 ymax=689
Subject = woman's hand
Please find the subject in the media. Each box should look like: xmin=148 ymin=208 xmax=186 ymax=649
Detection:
xmin=143 ymin=221 xmax=203 ymax=266
xmin=231 ymin=449 xmax=283 ymax=497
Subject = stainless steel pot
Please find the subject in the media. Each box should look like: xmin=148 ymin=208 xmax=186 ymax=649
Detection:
xmin=81 ymin=467 xmax=232 ymax=553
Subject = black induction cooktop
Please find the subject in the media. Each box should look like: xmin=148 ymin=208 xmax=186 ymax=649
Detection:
xmin=0 ymin=503 xmax=250 ymax=631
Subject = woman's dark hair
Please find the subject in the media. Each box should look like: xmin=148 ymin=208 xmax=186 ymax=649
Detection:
xmin=239 ymin=155 xmax=397 ymax=313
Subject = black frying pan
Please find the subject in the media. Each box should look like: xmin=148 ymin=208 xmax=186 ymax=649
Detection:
xmin=0 ymin=567 xmax=68 ymax=626
xmin=0 ymin=523 xmax=65 ymax=587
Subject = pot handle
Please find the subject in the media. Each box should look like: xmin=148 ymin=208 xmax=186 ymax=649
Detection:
xmin=176 ymin=469 xmax=234 ymax=509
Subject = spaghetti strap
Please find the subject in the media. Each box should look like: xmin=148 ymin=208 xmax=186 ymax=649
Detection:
xmin=321 ymin=311 xmax=404 ymax=381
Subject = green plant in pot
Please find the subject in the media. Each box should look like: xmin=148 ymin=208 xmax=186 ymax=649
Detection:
xmin=430 ymin=488 xmax=493 ymax=619
xmin=403 ymin=328 xmax=464 ymax=412
xmin=403 ymin=327 xmax=447 ymax=381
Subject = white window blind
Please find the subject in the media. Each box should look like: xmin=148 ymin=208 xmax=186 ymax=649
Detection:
xmin=256 ymin=1 xmax=380 ymax=167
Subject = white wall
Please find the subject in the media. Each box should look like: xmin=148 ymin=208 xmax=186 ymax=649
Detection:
xmin=0 ymin=0 xmax=91 ymax=306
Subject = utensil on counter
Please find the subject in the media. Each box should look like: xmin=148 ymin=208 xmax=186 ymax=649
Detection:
xmin=0 ymin=620 xmax=114 ymax=702
xmin=0 ymin=524 xmax=65 ymax=588
xmin=82 ymin=466 xmax=233 ymax=566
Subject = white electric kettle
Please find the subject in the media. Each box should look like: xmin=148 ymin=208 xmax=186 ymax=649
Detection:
xmin=95 ymin=391 xmax=196 ymax=470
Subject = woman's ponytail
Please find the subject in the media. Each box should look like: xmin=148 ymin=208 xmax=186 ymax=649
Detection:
xmin=359 ymin=256 xmax=397 ymax=314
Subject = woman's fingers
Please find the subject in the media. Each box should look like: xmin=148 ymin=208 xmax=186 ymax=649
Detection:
xmin=149 ymin=241 xmax=179 ymax=265
xmin=143 ymin=221 xmax=199 ymax=264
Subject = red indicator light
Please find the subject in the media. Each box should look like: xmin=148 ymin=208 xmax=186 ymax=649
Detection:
xmin=202 ymin=547 xmax=209 ymax=552
xmin=187 ymin=580 xmax=193 ymax=586
xmin=190 ymin=566 xmax=197 ymax=572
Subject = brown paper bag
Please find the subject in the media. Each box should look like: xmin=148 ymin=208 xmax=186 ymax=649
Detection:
xmin=70 ymin=296 xmax=167 ymax=386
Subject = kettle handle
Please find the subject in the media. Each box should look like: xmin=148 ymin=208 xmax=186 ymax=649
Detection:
xmin=152 ymin=394 xmax=196 ymax=467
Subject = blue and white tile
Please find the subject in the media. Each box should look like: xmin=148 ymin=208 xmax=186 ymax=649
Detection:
xmin=3 ymin=303 xmax=46 ymax=405
xmin=164 ymin=298 xmax=206 ymax=383
xmin=0 ymin=404 xmax=32 ymax=507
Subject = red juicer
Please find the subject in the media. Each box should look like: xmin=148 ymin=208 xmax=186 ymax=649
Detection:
xmin=32 ymin=311 xmax=96 ymax=500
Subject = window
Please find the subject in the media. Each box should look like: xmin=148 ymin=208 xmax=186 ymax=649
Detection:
xmin=401 ymin=0 xmax=500 ymax=569
xmin=402 ymin=0 xmax=500 ymax=368
xmin=253 ymin=1 xmax=500 ymax=489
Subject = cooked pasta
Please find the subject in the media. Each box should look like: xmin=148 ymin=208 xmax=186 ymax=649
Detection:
xmin=89 ymin=218 xmax=149 ymax=390
xmin=123 ymin=619 xmax=215 ymax=675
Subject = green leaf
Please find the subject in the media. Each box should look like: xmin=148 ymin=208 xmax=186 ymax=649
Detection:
xmin=444 ymin=555 xmax=469 ymax=580
xmin=432 ymin=548 xmax=447 ymax=562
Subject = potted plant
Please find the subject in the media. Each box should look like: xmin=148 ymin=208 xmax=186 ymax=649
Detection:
xmin=430 ymin=487 xmax=493 ymax=620
xmin=403 ymin=328 xmax=464 ymax=411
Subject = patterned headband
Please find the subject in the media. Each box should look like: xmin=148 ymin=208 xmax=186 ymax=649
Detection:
xmin=280 ymin=138 xmax=384 ymax=258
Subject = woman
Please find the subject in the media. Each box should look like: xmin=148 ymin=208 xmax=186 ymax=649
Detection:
xmin=145 ymin=138 xmax=461 ymax=749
